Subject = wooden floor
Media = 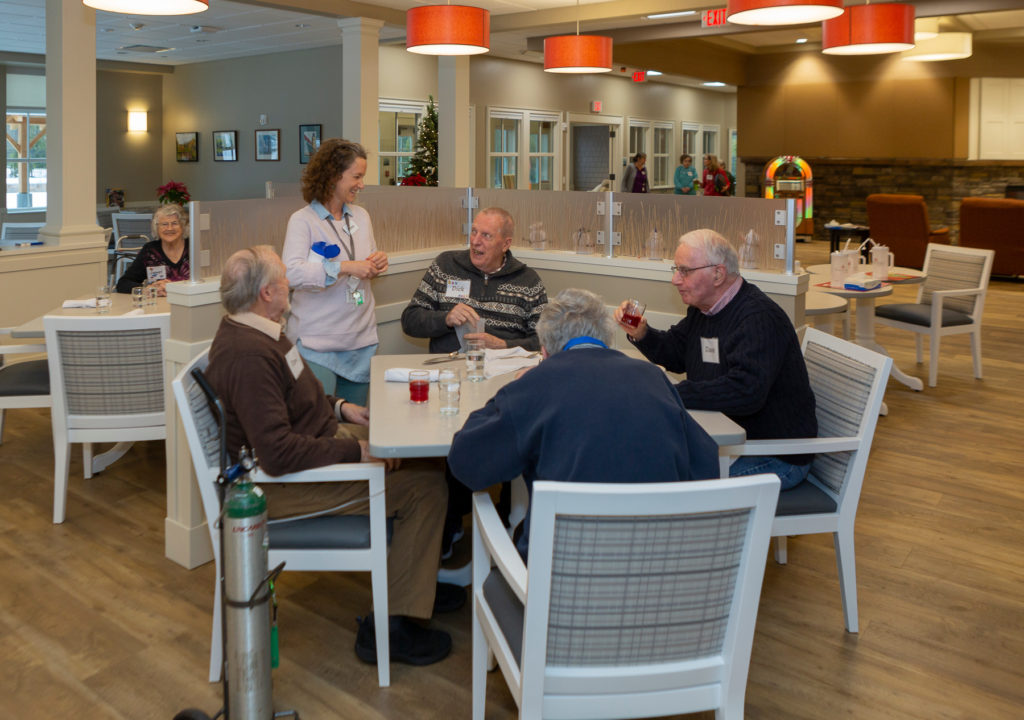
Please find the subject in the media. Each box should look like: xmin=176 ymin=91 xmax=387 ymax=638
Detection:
xmin=1 ymin=239 xmax=1022 ymax=719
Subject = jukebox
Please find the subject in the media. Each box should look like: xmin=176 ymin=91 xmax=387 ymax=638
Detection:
xmin=763 ymin=155 xmax=813 ymax=239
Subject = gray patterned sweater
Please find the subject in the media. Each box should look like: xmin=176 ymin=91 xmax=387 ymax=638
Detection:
xmin=400 ymin=250 xmax=547 ymax=353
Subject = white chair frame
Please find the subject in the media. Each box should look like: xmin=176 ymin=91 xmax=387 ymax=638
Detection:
xmin=172 ymin=350 xmax=391 ymax=687
xmin=472 ymin=476 xmax=780 ymax=720
xmin=719 ymin=327 xmax=892 ymax=633
xmin=875 ymin=243 xmax=995 ymax=387
xmin=0 ymin=328 xmax=51 ymax=444
xmin=44 ymin=313 xmax=170 ymax=524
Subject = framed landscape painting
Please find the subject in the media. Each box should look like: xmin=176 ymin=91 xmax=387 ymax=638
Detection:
xmin=213 ymin=130 xmax=238 ymax=162
xmin=175 ymin=132 xmax=199 ymax=162
xmin=255 ymin=129 xmax=280 ymax=161
xmin=299 ymin=124 xmax=321 ymax=164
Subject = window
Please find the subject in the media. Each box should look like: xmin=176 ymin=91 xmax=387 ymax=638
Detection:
xmin=626 ymin=120 xmax=648 ymax=167
xmin=6 ymin=111 xmax=47 ymax=211
xmin=702 ymin=125 xmax=720 ymax=161
xmin=528 ymin=116 xmax=557 ymax=190
xmin=488 ymin=111 xmax=520 ymax=189
xmin=652 ymin=123 xmax=672 ymax=187
xmin=378 ymin=100 xmax=426 ymax=185
xmin=681 ymin=123 xmax=700 ymax=157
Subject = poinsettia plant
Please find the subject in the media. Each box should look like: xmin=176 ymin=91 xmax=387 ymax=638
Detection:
xmin=157 ymin=180 xmax=191 ymax=205
xmin=400 ymin=174 xmax=427 ymax=187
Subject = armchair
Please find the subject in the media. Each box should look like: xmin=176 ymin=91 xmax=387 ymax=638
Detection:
xmin=958 ymin=196 xmax=1023 ymax=277
xmin=719 ymin=328 xmax=892 ymax=633
xmin=172 ymin=350 xmax=391 ymax=687
xmin=866 ymin=193 xmax=949 ymax=269
xmin=875 ymin=243 xmax=994 ymax=387
xmin=471 ymin=475 xmax=780 ymax=720
xmin=0 ymin=329 xmax=50 ymax=444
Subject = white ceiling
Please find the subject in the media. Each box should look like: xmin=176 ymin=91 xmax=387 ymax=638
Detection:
xmin=1 ymin=0 xmax=1022 ymax=72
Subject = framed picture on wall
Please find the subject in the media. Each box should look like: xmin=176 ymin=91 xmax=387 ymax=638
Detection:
xmin=175 ymin=132 xmax=199 ymax=162
xmin=299 ymin=124 xmax=321 ymax=164
xmin=255 ymin=129 xmax=280 ymax=161
xmin=213 ymin=130 xmax=238 ymax=162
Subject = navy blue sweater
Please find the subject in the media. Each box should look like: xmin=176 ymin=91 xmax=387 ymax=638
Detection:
xmin=633 ymin=280 xmax=817 ymax=464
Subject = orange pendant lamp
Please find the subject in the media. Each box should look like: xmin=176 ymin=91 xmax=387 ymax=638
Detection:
xmin=727 ymin=0 xmax=843 ymax=26
xmin=406 ymin=5 xmax=490 ymax=56
xmin=83 ymin=0 xmax=208 ymax=14
xmin=822 ymin=3 xmax=915 ymax=56
xmin=543 ymin=0 xmax=612 ymax=73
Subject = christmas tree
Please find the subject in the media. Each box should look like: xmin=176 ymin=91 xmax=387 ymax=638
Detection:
xmin=405 ymin=96 xmax=438 ymax=186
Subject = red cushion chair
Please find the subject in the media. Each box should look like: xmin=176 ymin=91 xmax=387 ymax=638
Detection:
xmin=866 ymin=194 xmax=949 ymax=269
xmin=958 ymin=196 xmax=1023 ymax=277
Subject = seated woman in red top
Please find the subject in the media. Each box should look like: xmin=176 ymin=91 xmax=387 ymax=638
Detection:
xmin=115 ymin=203 xmax=190 ymax=296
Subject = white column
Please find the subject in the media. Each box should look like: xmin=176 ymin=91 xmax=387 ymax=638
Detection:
xmin=339 ymin=18 xmax=383 ymax=185
xmin=39 ymin=0 xmax=106 ymax=254
xmin=438 ymin=56 xmax=471 ymax=187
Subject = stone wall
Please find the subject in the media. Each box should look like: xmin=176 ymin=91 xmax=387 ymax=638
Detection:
xmin=742 ymin=158 xmax=1024 ymax=244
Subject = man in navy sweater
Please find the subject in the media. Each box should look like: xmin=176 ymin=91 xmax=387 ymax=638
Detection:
xmin=616 ymin=229 xmax=817 ymax=490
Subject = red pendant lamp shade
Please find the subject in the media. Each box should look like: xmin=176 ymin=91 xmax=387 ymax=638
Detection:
xmin=544 ymin=35 xmax=613 ymax=73
xmin=727 ymin=0 xmax=843 ymax=26
xmin=406 ymin=5 xmax=490 ymax=55
xmin=823 ymin=3 xmax=915 ymax=55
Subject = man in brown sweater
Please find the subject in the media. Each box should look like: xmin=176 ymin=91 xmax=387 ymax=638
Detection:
xmin=205 ymin=245 xmax=455 ymax=667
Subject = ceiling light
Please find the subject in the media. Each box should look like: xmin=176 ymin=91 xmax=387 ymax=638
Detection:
xmin=914 ymin=17 xmax=939 ymax=41
xmin=83 ymin=0 xmax=208 ymax=15
xmin=795 ymin=37 xmax=808 ymax=44
xmin=727 ymin=0 xmax=843 ymax=26
xmin=645 ymin=11 xmax=697 ymax=20
xmin=704 ymin=81 xmax=727 ymax=87
xmin=822 ymin=3 xmax=915 ymax=56
xmin=544 ymin=0 xmax=612 ymax=73
xmin=646 ymin=70 xmax=663 ymax=76
xmin=901 ymin=32 xmax=972 ymax=62
xmin=406 ymin=5 xmax=490 ymax=55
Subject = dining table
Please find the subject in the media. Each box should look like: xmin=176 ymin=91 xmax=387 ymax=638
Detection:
xmin=806 ymin=264 xmax=926 ymax=410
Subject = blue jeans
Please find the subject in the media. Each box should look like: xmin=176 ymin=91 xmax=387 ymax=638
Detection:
xmin=729 ymin=456 xmax=811 ymax=491
xmin=307 ymin=359 xmax=370 ymax=406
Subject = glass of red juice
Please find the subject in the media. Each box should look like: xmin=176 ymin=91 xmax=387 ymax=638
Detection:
xmin=409 ymin=370 xmax=430 ymax=403
xmin=621 ymin=298 xmax=647 ymax=328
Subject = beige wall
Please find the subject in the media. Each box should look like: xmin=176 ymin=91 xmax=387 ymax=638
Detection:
xmin=96 ymin=69 xmax=164 ymax=206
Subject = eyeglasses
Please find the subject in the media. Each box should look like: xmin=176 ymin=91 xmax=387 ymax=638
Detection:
xmin=158 ymin=221 xmax=181 ymax=229
xmin=670 ymin=264 xmax=717 ymax=277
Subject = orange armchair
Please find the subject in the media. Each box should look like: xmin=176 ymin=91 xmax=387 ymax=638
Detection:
xmin=958 ymin=197 xmax=1023 ymax=277
xmin=866 ymin=194 xmax=949 ymax=269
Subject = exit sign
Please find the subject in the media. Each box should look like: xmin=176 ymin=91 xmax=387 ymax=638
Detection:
xmin=632 ymin=70 xmax=647 ymax=83
xmin=702 ymin=8 xmax=728 ymax=27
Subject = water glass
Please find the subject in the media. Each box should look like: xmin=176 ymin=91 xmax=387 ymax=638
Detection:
xmin=409 ymin=370 xmax=430 ymax=404
xmin=621 ymin=298 xmax=646 ymax=328
xmin=438 ymin=369 xmax=461 ymax=415
xmin=96 ymin=285 xmax=111 ymax=314
xmin=131 ymin=286 xmax=144 ymax=310
xmin=144 ymin=283 xmax=157 ymax=307
xmin=466 ymin=338 xmax=486 ymax=382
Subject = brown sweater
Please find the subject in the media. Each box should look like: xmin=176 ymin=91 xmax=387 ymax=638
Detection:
xmin=205 ymin=316 xmax=360 ymax=476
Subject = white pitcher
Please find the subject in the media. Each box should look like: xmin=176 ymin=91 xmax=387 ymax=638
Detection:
xmin=830 ymin=250 xmax=862 ymax=288
xmin=871 ymin=244 xmax=894 ymax=279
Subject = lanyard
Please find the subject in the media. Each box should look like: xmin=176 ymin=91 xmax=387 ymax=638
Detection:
xmin=562 ymin=336 xmax=608 ymax=352
xmin=325 ymin=213 xmax=356 ymax=262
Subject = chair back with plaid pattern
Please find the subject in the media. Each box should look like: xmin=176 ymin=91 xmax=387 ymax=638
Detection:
xmin=919 ymin=244 xmax=994 ymax=318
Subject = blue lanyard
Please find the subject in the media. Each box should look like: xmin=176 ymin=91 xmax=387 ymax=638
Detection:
xmin=562 ymin=336 xmax=608 ymax=352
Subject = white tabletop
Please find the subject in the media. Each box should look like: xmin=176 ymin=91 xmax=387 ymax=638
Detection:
xmin=368 ymin=353 xmax=746 ymax=458
xmin=806 ymin=264 xmax=925 ymax=283
xmin=11 ymin=293 xmax=170 ymax=338
xmin=805 ymin=290 xmax=848 ymax=315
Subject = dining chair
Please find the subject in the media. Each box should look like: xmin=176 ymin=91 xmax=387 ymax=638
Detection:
xmin=865 ymin=193 xmax=949 ymax=269
xmin=172 ymin=350 xmax=392 ymax=687
xmin=719 ymin=328 xmax=891 ymax=633
xmin=0 ymin=221 xmax=45 ymax=247
xmin=111 ymin=212 xmax=153 ymax=277
xmin=874 ymin=243 xmax=995 ymax=388
xmin=44 ymin=313 xmax=169 ymax=524
xmin=0 ymin=328 xmax=51 ymax=444
xmin=471 ymin=475 xmax=780 ymax=720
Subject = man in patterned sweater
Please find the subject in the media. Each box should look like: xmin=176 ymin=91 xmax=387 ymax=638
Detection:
xmin=616 ymin=228 xmax=817 ymax=490
xmin=400 ymin=207 xmax=548 ymax=353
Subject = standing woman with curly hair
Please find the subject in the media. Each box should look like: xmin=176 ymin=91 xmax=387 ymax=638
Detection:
xmin=281 ymin=138 xmax=389 ymax=405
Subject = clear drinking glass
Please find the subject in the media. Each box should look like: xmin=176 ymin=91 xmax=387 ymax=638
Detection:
xmin=96 ymin=285 xmax=111 ymax=314
xmin=409 ymin=370 xmax=430 ymax=404
xmin=131 ymin=286 xmax=144 ymax=310
xmin=438 ymin=369 xmax=460 ymax=415
xmin=466 ymin=338 xmax=486 ymax=382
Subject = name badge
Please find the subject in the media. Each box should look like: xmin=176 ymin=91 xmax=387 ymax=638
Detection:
xmin=285 ymin=345 xmax=305 ymax=380
xmin=344 ymin=219 xmax=359 ymax=236
xmin=346 ymin=275 xmax=364 ymax=305
xmin=701 ymin=337 xmax=720 ymax=364
xmin=446 ymin=279 xmax=470 ymax=299
xmin=147 ymin=265 xmax=168 ymax=281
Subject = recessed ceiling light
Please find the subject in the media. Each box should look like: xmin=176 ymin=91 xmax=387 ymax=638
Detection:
xmin=295 ymin=23 xmax=311 ymax=28
xmin=703 ymin=81 xmax=726 ymax=87
xmin=646 ymin=70 xmax=663 ymax=76
xmin=795 ymin=37 xmax=808 ymax=44
xmin=645 ymin=11 xmax=696 ymax=20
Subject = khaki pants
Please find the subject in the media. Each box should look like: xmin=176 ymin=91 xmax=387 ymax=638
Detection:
xmin=260 ymin=424 xmax=447 ymax=619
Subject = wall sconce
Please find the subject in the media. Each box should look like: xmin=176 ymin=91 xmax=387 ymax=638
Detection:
xmin=127 ymin=110 xmax=148 ymax=132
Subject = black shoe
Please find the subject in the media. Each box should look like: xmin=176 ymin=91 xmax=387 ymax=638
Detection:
xmin=433 ymin=582 xmax=466 ymax=614
xmin=441 ymin=526 xmax=465 ymax=560
xmin=355 ymin=614 xmax=452 ymax=666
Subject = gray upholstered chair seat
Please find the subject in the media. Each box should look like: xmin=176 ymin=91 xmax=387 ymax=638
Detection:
xmin=875 ymin=303 xmax=972 ymax=327
xmin=776 ymin=479 xmax=838 ymax=516
xmin=0 ymin=359 xmax=50 ymax=396
xmin=268 ymin=514 xmax=393 ymax=549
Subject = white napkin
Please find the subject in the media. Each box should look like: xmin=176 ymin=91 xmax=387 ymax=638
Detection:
xmin=385 ymin=368 xmax=441 ymax=383
xmin=483 ymin=347 xmax=541 ymax=379
xmin=62 ymin=298 xmax=99 ymax=308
